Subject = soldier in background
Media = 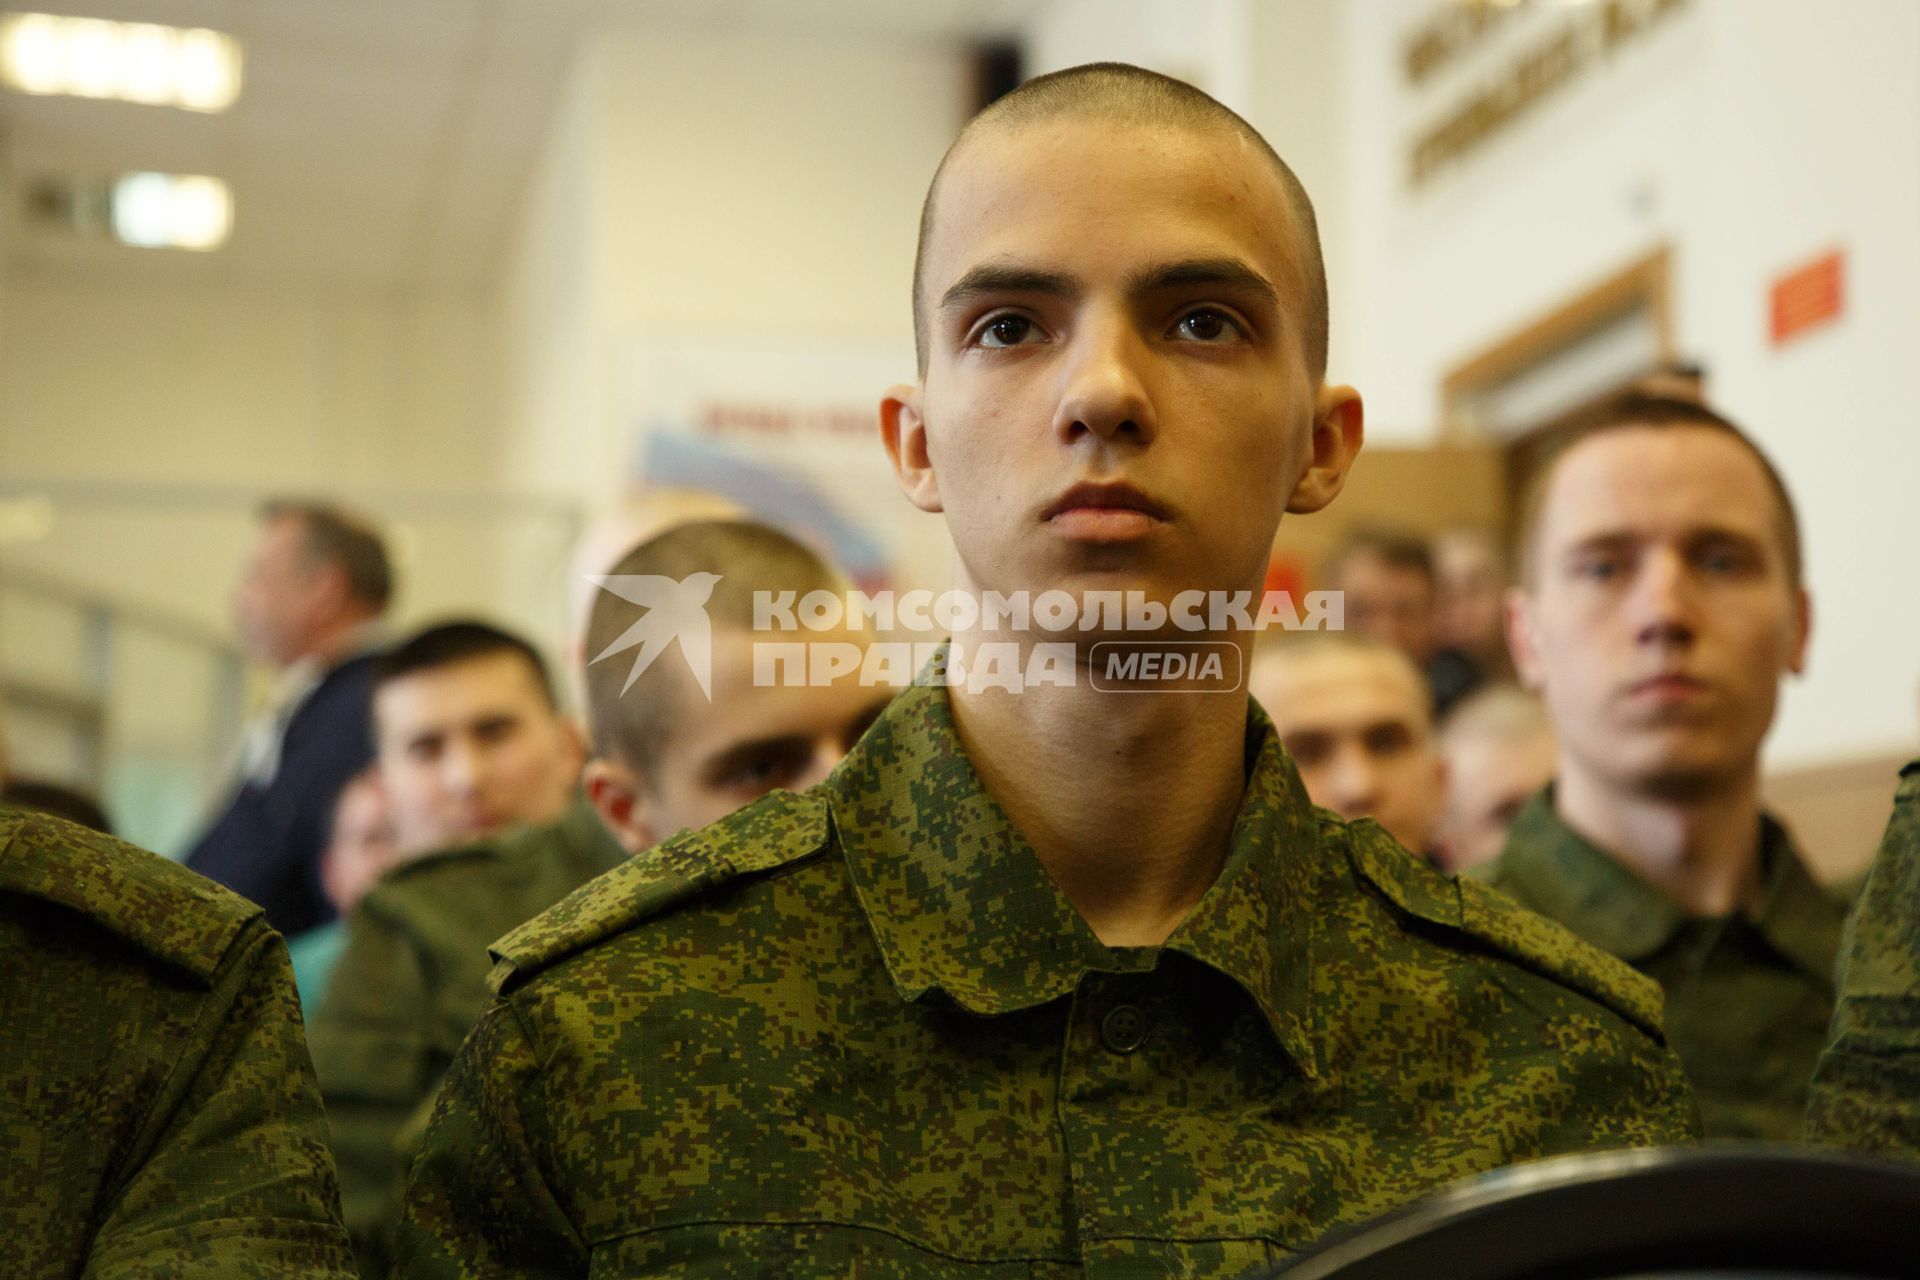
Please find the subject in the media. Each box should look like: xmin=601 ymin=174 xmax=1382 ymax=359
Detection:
xmin=313 ymin=522 xmax=891 ymax=1277
xmin=398 ymin=64 xmax=1693 ymax=1277
xmin=1485 ymin=392 xmax=1845 ymax=1140
xmin=187 ymin=501 xmax=391 ymax=936
xmin=1 ymin=806 xmax=354 ymax=1276
xmin=310 ymin=620 xmax=586 ymax=1276
xmin=1435 ymin=683 xmax=1557 ymax=873
xmin=1326 ymin=527 xmax=1484 ymax=717
xmin=1248 ymin=633 xmax=1447 ymax=862
xmin=1806 ymin=760 xmax=1920 ymax=1156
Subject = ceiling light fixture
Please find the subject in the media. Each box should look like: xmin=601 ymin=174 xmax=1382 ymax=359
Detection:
xmin=0 ymin=12 xmax=241 ymax=111
xmin=110 ymin=172 xmax=233 ymax=250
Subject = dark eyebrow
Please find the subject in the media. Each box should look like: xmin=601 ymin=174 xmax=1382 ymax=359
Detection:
xmin=936 ymin=256 xmax=1280 ymax=321
xmin=701 ymin=735 xmax=808 ymax=783
xmin=1125 ymin=257 xmax=1279 ymax=307
xmin=937 ymin=264 xmax=1081 ymax=314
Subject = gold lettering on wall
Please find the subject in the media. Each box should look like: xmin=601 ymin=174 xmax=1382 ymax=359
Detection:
xmin=1407 ymin=0 xmax=1689 ymax=189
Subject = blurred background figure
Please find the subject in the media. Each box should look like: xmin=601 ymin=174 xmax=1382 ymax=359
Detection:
xmin=311 ymin=517 xmax=894 ymax=1277
xmin=1485 ymin=393 xmax=1842 ymax=1140
xmin=371 ymin=620 xmax=583 ymax=858
xmin=287 ymin=769 xmax=398 ymax=1010
xmin=581 ymin=519 xmax=898 ymax=853
xmin=1432 ymin=527 xmax=1515 ymax=684
xmin=1433 ymin=683 xmax=1556 ymax=873
xmin=1325 ymin=528 xmax=1483 ymax=718
xmin=319 ymin=771 xmax=402 ymax=917
xmin=185 ymin=501 xmax=392 ymax=936
xmin=1249 ymin=633 xmax=1447 ymax=862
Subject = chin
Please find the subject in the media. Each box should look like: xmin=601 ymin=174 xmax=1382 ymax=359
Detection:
xmin=1621 ymin=749 xmax=1743 ymax=803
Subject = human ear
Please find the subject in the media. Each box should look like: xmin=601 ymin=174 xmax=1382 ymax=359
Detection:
xmin=1785 ymin=585 xmax=1812 ymax=676
xmin=880 ymin=384 xmax=943 ymax=514
xmin=584 ymin=757 xmax=657 ymax=854
xmin=1285 ymin=385 xmax=1364 ymax=515
xmin=1506 ymin=586 xmax=1546 ymax=691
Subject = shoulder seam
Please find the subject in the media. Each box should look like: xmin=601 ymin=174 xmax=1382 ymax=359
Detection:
xmin=1342 ymin=818 xmax=1667 ymax=1042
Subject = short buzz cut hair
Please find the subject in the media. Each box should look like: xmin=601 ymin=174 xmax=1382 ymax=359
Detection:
xmin=260 ymin=498 xmax=393 ymax=612
xmin=584 ymin=519 xmax=846 ymax=779
xmin=1512 ymin=391 xmax=1804 ymax=587
xmin=1251 ymin=629 xmax=1436 ymax=732
xmin=911 ymin=62 xmax=1328 ymax=384
xmin=374 ymin=620 xmax=559 ymax=710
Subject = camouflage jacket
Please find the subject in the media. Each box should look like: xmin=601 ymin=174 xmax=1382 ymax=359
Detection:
xmin=308 ymin=795 xmax=626 ymax=1277
xmin=0 ymin=806 xmax=354 ymax=1277
xmin=1482 ymin=789 xmax=1846 ymax=1140
xmin=397 ymin=682 xmax=1696 ymax=1278
xmin=1806 ymin=760 xmax=1920 ymax=1156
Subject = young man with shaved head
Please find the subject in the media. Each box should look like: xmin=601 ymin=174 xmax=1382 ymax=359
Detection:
xmin=313 ymin=529 xmax=888 ymax=1277
xmin=399 ymin=65 xmax=1694 ymax=1276
xmin=1484 ymin=392 xmax=1846 ymax=1140
xmin=1248 ymin=633 xmax=1448 ymax=861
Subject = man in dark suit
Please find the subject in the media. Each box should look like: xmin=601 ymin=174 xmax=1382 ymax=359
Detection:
xmin=186 ymin=500 xmax=391 ymax=936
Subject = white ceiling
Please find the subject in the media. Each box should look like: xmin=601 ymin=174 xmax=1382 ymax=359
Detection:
xmin=0 ymin=0 xmax=1030 ymax=297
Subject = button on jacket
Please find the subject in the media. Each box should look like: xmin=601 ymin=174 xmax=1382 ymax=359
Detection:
xmin=1482 ymin=789 xmax=1846 ymax=1140
xmin=398 ymin=681 xmax=1696 ymax=1278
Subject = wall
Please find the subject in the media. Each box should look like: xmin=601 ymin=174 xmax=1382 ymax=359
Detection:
xmin=0 ymin=274 xmax=509 ymax=626
xmin=1336 ymin=0 xmax=1920 ymax=769
xmin=0 ymin=272 xmax=528 ymax=849
xmin=493 ymin=19 xmax=973 ymax=629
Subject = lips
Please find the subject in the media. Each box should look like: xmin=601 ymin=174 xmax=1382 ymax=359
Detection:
xmin=1042 ymin=481 xmax=1172 ymax=523
xmin=1626 ymin=673 xmax=1711 ymax=700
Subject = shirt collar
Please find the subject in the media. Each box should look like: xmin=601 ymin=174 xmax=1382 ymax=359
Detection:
xmin=1498 ymin=788 xmax=1843 ymax=976
xmin=823 ymin=678 xmax=1327 ymax=1079
xmin=1748 ymin=814 xmax=1848 ymax=986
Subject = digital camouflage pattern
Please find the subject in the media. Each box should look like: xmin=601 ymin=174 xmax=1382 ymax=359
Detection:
xmin=308 ymin=794 xmax=626 ymax=1277
xmin=1481 ymin=790 xmax=1846 ymax=1140
xmin=396 ymin=680 xmax=1696 ymax=1277
xmin=0 ymin=806 xmax=354 ymax=1277
xmin=1806 ymin=760 xmax=1920 ymax=1157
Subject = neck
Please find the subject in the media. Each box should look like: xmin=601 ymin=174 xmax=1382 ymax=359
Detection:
xmin=289 ymin=614 xmax=372 ymax=671
xmin=946 ymin=633 xmax=1249 ymax=947
xmin=1554 ymin=758 xmax=1765 ymax=916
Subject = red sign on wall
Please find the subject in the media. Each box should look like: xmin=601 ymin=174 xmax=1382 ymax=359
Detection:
xmin=1770 ymin=249 xmax=1845 ymax=347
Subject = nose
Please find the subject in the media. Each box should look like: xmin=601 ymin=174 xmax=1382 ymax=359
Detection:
xmin=441 ymin=738 xmax=485 ymax=797
xmin=1630 ymin=547 xmax=1698 ymax=649
xmin=1323 ymin=742 xmax=1381 ymax=819
xmin=1051 ymin=306 xmax=1157 ymax=446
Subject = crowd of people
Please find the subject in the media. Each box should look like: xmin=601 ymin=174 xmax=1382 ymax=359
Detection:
xmin=3 ymin=60 xmax=1917 ymax=1279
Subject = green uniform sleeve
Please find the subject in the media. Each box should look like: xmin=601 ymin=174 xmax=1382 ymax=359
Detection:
xmin=308 ymin=905 xmax=440 ymax=1277
xmin=394 ymin=997 xmax=588 ymax=1278
xmin=82 ymin=921 xmax=357 ymax=1278
xmin=1806 ymin=765 xmax=1920 ymax=1156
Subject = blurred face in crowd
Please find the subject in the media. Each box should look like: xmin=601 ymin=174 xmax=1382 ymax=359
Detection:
xmin=1510 ymin=426 xmax=1810 ymax=800
xmin=1250 ymin=643 xmax=1446 ymax=855
xmin=374 ymin=651 xmax=584 ymax=855
xmin=586 ymin=627 xmax=895 ymax=852
xmin=1335 ymin=549 xmax=1438 ymax=665
xmin=319 ymin=772 xmax=399 ymax=913
xmin=232 ymin=513 xmax=345 ymax=668
xmin=1434 ymin=531 xmax=1508 ymax=660
xmin=1435 ymin=719 xmax=1557 ymax=873
xmin=884 ymin=116 xmax=1360 ymax=629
